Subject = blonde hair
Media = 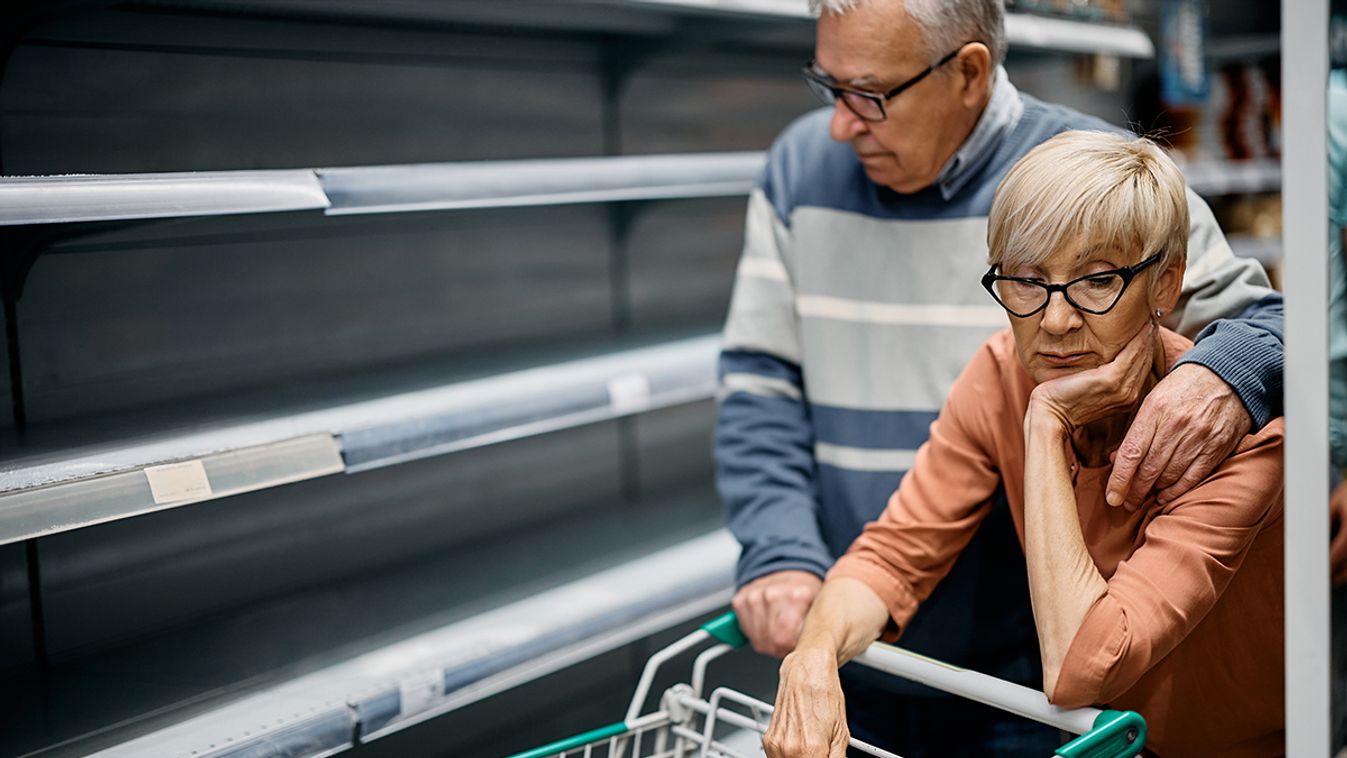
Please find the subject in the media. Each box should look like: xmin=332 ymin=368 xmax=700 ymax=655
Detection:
xmin=987 ymin=131 xmax=1188 ymax=281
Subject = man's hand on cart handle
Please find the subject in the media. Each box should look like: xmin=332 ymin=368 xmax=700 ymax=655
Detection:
xmin=731 ymin=570 xmax=822 ymax=657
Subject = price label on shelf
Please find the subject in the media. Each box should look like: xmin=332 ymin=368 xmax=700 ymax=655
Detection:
xmin=144 ymin=459 xmax=213 ymax=504
xmin=607 ymin=373 xmax=652 ymax=414
xmin=398 ymin=670 xmax=442 ymax=719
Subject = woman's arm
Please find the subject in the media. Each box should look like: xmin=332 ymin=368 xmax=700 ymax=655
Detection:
xmin=762 ymin=577 xmax=888 ymax=758
xmin=1021 ymin=405 xmax=1107 ymax=699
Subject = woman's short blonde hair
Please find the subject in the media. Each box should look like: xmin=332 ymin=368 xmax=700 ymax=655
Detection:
xmin=987 ymin=131 xmax=1188 ymax=279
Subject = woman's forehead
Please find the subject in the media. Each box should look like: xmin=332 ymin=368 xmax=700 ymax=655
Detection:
xmin=1012 ymin=243 xmax=1131 ymax=273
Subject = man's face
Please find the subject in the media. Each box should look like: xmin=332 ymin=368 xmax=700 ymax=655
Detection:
xmin=814 ymin=2 xmax=975 ymax=193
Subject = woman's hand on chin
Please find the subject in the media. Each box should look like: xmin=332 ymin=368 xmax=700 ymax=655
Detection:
xmin=1027 ymin=321 xmax=1158 ymax=436
xmin=762 ymin=647 xmax=850 ymax=758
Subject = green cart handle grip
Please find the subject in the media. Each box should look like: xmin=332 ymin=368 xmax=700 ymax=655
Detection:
xmin=700 ymin=611 xmax=749 ymax=648
xmin=1056 ymin=710 xmax=1147 ymax=758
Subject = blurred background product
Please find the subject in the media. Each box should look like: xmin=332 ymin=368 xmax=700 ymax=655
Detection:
xmin=0 ymin=1 xmax=1283 ymax=756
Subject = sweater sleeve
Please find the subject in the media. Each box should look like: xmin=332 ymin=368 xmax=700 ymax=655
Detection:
xmin=716 ymin=179 xmax=832 ymax=586
xmin=1170 ymin=189 xmax=1284 ymax=428
xmin=1051 ymin=421 xmax=1285 ymax=707
xmin=828 ymin=338 xmax=1008 ymax=641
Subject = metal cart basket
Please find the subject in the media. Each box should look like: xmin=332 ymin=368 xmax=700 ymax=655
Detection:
xmin=509 ymin=612 xmax=1145 ymax=758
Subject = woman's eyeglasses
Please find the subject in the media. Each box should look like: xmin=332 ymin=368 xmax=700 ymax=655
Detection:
xmin=981 ymin=251 xmax=1166 ymax=318
xmin=801 ymin=43 xmax=973 ymax=123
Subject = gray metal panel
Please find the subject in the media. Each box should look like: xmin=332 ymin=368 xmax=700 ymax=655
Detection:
xmin=318 ymin=153 xmax=766 ymax=215
xmin=0 ymin=434 xmax=343 ymax=546
xmin=0 ymin=171 xmax=329 ymax=226
xmin=1282 ymin=0 xmax=1331 ymax=753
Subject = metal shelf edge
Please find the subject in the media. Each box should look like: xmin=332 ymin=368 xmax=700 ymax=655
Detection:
xmin=0 ymin=170 xmax=330 ymax=226
xmin=0 ymin=434 xmax=343 ymax=546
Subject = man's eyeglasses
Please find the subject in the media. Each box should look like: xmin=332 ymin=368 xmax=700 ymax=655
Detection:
xmin=980 ymin=251 xmax=1166 ymax=318
xmin=801 ymin=43 xmax=973 ymax=123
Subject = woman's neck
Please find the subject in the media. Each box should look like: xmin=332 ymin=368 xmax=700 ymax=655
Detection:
xmin=1069 ymin=332 xmax=1168 ymax=468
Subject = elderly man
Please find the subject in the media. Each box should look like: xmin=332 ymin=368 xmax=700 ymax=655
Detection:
xmin=714 ymin=0 xmax=1282 ymax=754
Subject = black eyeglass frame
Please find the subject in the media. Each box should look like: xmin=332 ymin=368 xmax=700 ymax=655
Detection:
xmin=980 ymin=251 xmax=1167 ymax=318
xmin=801 ymin=42 xmax=975 ymax=123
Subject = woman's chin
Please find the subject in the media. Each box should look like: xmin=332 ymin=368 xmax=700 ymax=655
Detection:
xmin=1031 ymin=363 xmax=1094 ymax=383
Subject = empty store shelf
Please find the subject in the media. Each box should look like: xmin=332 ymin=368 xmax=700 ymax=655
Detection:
xmin=0 ymin=333 xmax=720 ymax=545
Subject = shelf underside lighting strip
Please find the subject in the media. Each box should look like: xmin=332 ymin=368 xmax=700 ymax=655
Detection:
xmin=85 ymin=530 xmax=738 ymax=758
xmin=0 ymin=170 xmax=330 ymax=226
xmin=318 ymin=152 xmax=766 ymax=215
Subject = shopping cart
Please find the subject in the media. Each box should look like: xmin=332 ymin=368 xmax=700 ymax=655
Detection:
xmin=509 ymin=612 xmax=1145 ymax=758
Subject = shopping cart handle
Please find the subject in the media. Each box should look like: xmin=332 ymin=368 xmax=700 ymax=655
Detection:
xmin=1055 ymin=710 xmax=1146 ymax=758
xmin=699 ymin=611 xmax=749 ymax=648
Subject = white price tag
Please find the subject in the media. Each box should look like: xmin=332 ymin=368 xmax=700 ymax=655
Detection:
xmin=143 ymin=460 xmax=213 ymax=504
xmin=607 ymin=373 xmax=651 ymax=414
xmin=399 ymin=670 xmax=442 ymax=719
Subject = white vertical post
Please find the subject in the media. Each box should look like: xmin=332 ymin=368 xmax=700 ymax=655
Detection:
xmin=1283 ymin=0 xmax=1332 ymax=754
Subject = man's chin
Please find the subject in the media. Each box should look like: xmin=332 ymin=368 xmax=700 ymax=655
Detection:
xmin=861 ymin=166 xmax=930 ymax=194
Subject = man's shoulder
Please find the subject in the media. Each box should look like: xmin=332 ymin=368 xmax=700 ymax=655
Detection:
xmin=758 ymin=108 xmax=868 ymax=223
xmin=1017 ymin=93 xmax=1123 ymax=138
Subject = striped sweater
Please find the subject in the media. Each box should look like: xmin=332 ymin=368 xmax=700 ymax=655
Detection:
xmin=715 ymin=76 xmax=1282 ymax=673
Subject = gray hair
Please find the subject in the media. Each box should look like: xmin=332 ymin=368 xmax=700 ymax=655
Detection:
xmin=807 ymin=0 xmax=1007 ymax=67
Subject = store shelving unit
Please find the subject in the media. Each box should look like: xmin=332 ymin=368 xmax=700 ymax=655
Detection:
xmin=0 ymin=2 xmax=1170 ymax=755
xmin=1181 ymin=158 xmax=1282 ymax=196
xmin=0 ymin=334 xmax=719 ymax=545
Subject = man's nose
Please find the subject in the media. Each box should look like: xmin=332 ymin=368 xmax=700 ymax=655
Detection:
xmin=1039 ymin=291 xmax=1082 ymax=335
xmin=828 ymin=99 xmax=867 ymax=142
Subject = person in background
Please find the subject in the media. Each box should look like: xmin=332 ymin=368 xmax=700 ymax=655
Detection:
xmin=763 ymin=130 xmax=1284 ymax=758
xmin=715 ymin=0 xmax=1283 ymax=753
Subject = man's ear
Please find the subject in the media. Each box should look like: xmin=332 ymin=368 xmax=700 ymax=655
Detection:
xmin=956 ymin=42 xmax=992 ymax=108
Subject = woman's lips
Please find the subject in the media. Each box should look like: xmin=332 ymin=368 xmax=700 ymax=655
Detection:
xmin=1039 ymin=352 xmax=1091 ymax=366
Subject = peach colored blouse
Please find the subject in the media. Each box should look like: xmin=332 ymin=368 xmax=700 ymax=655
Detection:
xmin=830 ymin=329 xmax=1284 ymax=757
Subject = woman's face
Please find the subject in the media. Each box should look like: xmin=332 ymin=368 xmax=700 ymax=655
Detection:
xmin=1004 ymin=245 xmax=1182 ymax=384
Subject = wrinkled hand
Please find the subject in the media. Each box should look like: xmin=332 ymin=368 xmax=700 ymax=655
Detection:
xmin=1027 ymin=322 xmax=1157 ymax=436
xmin=1105 ymin=363 xmax=1250 ymax=510
xmin=732 ymin=571 xmax=822 ymax=657
xmin=1332 ymin=481 xmax=1347 ymax=586
xmin=763 ymin=648 xmax=849 ymax=758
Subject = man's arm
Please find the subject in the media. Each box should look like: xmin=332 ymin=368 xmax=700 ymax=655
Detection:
xmin=717 ymin=187 xmax=830 ymax=656
xmin=1107 ymin=189 xmax=1284 ymax=508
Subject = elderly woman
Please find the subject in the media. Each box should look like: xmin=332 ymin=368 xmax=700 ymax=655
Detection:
xmin=763 ymin=131 xmax=1284 ymax=758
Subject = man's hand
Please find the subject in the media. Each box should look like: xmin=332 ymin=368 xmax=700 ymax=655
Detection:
xmin=1332 ymin=481 xmax=1347 ymax=586
xmin=731 ymin=570 xmax=823 ymax=657
xmin=762 ymin=647 xmax=850 ymax=758
xmin=1106 ymin=363 xmax=1251 ymax=510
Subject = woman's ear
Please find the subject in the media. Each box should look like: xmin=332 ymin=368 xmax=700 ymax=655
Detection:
xmin=1152 ymin=261 xmax=1185 ymax=317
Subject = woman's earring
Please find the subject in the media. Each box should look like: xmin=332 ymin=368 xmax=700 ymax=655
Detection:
xmin=1155 ymin=309 xmax=1164 ymax=317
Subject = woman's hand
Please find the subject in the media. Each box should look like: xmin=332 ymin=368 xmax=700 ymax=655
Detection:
xmin=762 ymin=647 xmax=850 ymax=758
xmin=1027 ymin=321 xmax=1158 ymax=436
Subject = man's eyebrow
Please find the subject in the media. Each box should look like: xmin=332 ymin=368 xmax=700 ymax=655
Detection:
xmin=845 ymin=74 xmax=884 ymax=88
xmin=812 ymin=62 xmax=884 ymax=89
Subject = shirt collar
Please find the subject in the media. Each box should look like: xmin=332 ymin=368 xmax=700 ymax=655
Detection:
xmin=936 ymin=67 xmax=1024 ymax=201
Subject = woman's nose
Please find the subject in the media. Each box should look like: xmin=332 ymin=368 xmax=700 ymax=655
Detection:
xmin=828 ymin=99 xmax=867 ymax=142
xmin=1039 ymin=291 xmax=1082 ymax=334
